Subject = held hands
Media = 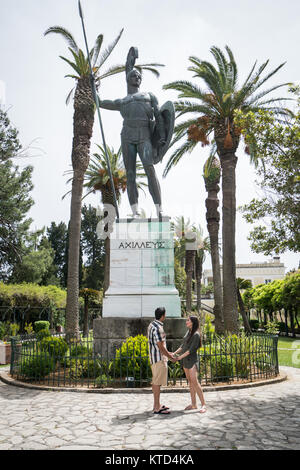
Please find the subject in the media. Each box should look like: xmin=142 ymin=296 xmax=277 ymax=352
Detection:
xmin=169 ymin=352 xmax=179 ymax=363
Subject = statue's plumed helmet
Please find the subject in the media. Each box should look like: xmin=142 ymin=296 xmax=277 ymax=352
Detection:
xmin=126 ymin=68 xmax=142 ymax=82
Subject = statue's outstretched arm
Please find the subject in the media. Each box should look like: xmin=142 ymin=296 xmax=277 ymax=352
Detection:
xmin=97 ymin=96 xmax=121 ymax=111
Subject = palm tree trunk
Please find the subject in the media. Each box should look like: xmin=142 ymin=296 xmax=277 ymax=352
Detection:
xmin=195 ymin=254 xmax=202 ymax=312
xmin=185 ymin=250 xmax=195 ymax=313
xmin=65 ymin=77 xmax=94 ymax=339
xmin=102 ymin=189 xmax=116 ymax=295
xmin=204 ymin=172 xmax=224 ymax=335
xmin=220 ymin=154 xmax=239 ymax=334
xmin=186 ymin=274 xmax=192 ymax=312
xmin=215 ymin=121 xmax=240 ymax=335
xmin=236 ymin=287 xmax=252 ymax=333
xmin=208 ymin=221 xmax=224 ymax=334
xmin=295 ymin=309 xmax=300 ymax=329
xmin=83 ymin=295 xmax=89 ymax=338
xmin=66 ymin=170 xmax=84 ymax=339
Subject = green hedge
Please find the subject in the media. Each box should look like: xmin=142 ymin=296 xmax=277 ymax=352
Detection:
xmin=20 ymin=353 xmax=56 ymax=380
xmin=39 ymin=336 xmax=69 ymax=359
xmin=0 ymin=283 xmax=67 ymax=308
xmin=34 ymin=321 xmax=50 ymax=333
xmin=114 ymin=335 xmax=152 ymax=380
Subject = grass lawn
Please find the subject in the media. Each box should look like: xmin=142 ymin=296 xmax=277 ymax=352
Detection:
xmin=278 ymin=336 xmax=300 ymax=368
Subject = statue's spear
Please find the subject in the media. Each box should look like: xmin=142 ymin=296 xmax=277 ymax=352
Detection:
xmin=78 ymin=0 xmax=120 ymax=219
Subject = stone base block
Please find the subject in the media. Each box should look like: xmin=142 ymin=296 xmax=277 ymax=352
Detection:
xmin=93 ymin=317 xmax=187 ymax=358
xmin=102 ymin=292 xmax=181 ymax=318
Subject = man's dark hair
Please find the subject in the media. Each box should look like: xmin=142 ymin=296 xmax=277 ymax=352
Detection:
xmin=155 ymin=307 xmax=166 ymax=320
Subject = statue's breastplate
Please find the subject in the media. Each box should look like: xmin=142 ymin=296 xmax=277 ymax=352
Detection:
xmin=120 ymin=93 xmax=153 ymax=122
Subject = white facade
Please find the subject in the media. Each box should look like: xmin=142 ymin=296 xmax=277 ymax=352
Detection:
xmin=203 ymin=256 xmax=286 ymax=288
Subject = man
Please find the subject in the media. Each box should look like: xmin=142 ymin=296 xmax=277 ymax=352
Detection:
xmin=98 ymin=47 xmax=166 ymax=218
xmin=147 ymin=307 xmax=175 ymax=414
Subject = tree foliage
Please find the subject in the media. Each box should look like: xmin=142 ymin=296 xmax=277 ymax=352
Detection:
xmin=80 ymin=204 xmax=105 ymax=290
xmin=162 ymin=45 xmax=289 ymax=176
xmin=0 ymin=108 xmax=22 ymax=162
xmin=234 ymin=87 xmax=300 ymax=254
xmin=0 ymin=108 xmax=34 ymax=279
xmin=242 ymin=270 xmax=300 ymax=314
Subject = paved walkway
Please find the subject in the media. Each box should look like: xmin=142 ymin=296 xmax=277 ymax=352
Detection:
xmin=0 ymin=366 xmax=299 ymax=450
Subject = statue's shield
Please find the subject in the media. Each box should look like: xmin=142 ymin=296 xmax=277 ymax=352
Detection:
xmin=152 ymin=101 xmax=175 ymax=164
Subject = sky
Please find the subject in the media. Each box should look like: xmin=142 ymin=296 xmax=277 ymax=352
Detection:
xmin=1 ymin=0 xmax=299 ymax=273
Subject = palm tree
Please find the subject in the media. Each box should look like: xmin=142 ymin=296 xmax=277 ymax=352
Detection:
xmin=203 ymin=150 xmax=224 ymax=334
xmin=163 ymin=46 xmax=289 ymax=334
xmin=172 ymin=216 xmax=195 ymax=313
xmin=45 ymin=26 xmax=163 ymax=337
xmin=83 ymin=145 xmax=147 ymax=293
xmin=172 ymin=216 xmax=186 ymax=268
xmin=193 ymin=226 xmax=210 ymax=314
xmin=79 ymin=288 xmax=100 ymax=338
xmin=236 ymin=278 xmax=252 ymax=333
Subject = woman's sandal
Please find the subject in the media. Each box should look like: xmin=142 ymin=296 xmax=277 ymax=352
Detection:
xmin=152 ymin=405 xmax=170 ymax=411
xmin=184 ymin=405 xmax=197 ymax=410
xmin=153 ymin=408 xmax=171 ymax=415
xmin=199 ymin=405 xmax=207 ymax=413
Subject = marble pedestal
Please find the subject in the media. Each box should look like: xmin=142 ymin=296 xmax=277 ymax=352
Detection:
xmin=102 ymin=217 xmax=181 ymax=318
xmin=93 ymin=317 xmax=187 ymax=358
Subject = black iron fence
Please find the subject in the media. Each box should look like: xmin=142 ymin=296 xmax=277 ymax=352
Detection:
xmin=10 ymin=333 xmax=279 ymax=389
xmin=0 ymin=306 xmax=102 ymax=333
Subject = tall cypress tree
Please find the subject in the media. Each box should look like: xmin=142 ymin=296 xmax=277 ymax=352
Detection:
xmin=81 ymin=204 xmax=105 ymax=290
xmin=0 ymin=108 xmax=34 ymax=280
xmin=46 ymin=222 xmax=68 ymax=284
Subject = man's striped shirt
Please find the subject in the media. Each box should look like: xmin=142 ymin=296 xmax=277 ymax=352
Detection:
xmin=147 ymin=320 xmax=167 ymax=365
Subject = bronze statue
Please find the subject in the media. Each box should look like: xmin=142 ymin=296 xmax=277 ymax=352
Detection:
xmin=98 ymin=47 xmax=174 ymax=218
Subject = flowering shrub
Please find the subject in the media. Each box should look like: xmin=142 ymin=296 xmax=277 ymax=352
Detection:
xmin=39 ymin=336 xmax=68 ymax=359
xmin=114 ymin=335 xmax=151 ymax=380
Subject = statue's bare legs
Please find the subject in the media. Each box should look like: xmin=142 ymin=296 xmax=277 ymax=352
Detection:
xmin=122 ymin=138 xmax=163 ymax=218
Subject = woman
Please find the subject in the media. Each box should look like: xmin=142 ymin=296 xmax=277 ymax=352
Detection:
xmin=173 ymin=316 xmax=206 ymax=413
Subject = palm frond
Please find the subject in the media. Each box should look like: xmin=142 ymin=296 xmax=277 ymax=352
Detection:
xmin=77 ymin=49 xmax=89 ymax=75
xmin=163 ymin=80 xmax=205 ymax=100
xmin=203 ymin=144 xmax=218 ymax=178
xmin=174 ymin=100 xmax=215 ymax=118
xmin=99 ymin=64 xmax=125 ymax=80
xmin=236 ymin=60 xmax=273 ymax=109
xmin=64 ymin=74 xmax=80 ymax=80
xmin=225 ymin=45 xmax=238 ymax=88
xmin=251 ymin=62 xmax=286 ymax=94
xmin=92 ymin=34 xmax=104 ymax=66
xmin=65 ymin=87 xmax=75 ymax=105
xmin=44 ymin=26 xmax=79 ymax=53
xmin=188 ymin=58 xmax=224 ymax=101
xmin=240 ymin=60 xmax=258 ymax=91
xmin=61 ymin=189 xmax=72 ymax=200
xmin=97 ymin=29 xmax=124 ymax=68
xmin=68 ymin=47 xmax=84 ymax=71
xmin=59 ymin=55 xmax=81 ymax=76
xmin=245 ymin=83 xmax=291 ymax=107
xmin=163 ymin=139 xmax=197 ymax=177
xmin=135 ymin=63 xmax=164 ymax=78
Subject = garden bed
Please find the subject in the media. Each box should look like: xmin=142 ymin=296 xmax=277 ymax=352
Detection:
xmin=9 ymin=332 xmax=279 ymax=390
